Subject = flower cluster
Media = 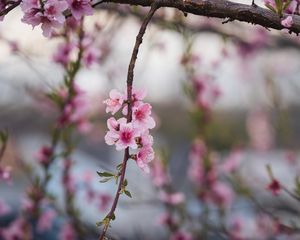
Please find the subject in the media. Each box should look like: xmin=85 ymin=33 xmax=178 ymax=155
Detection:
xmin=56 ymin=84 xmax=92 ymax=133
xmin=188 ymin=139 xmax=234 ymax=208
xmin=104 ymin=88 xmax=155 ymax=173
xmin=20 ymin=0 xmax=93 ymax=37
xmin=53 ymin=33 xmax=101 ymax=68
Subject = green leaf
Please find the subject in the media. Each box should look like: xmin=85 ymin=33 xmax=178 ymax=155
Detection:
xmin=124 ymin=190 xmax=132 ymax=198
xmin=111 ymin=213 xmax=116 ymax=221
xmin=116 ymin=163 xmax=123 ymax=171
xmin=97 ymin=171 xmax=115 ymax=177
xmin=99 ymin=177 xmax=113 ymax=183
xmin=96 ymin=221 xmax=103 ymax=227
xmin=123 ymin=179 xmax=128 ymax=187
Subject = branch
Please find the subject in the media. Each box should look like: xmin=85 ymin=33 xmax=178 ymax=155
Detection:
xmin=0 ymin=0 xmax=21 ymax=17
xmin=98 ymin=1 xmax=160 ymax=240
xmin=102 ymin=0 xmax=300 ymax=34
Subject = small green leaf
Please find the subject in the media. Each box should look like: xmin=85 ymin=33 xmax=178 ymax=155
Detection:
xmin=99 ymin=177 xmax=113 ymax=183
xmin=97 ymin=171 xmax=115 ymax=177
xmin=124 ymin=190 xmax=132 ymax=198
xmin=96 ymin=221 xmax=103 ymax=227
xmin=111 ymin=213 xmax=116 ymax=221
xmin=123 ymin=179 xmax=128 ymax=187
xmin=116 ymin=163 xmax=123 ymax=171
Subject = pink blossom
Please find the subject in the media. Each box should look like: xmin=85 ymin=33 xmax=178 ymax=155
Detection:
xmin=228 ymin=216 xmax=244 ymax=240
xmin=188 ymin=139 xmax=206 ymax=184
xmin=132 ymin=103 xmax=156 ymax=131
xmin=53 ymin=42 xmax=74 ymax=66
xmin=170 ymin=230 xmax=193 ymax=240
xmin=0 ymin=199 xmax=10 ymax=216
xmin=220 ymin=149 xmax=242 ymax=174
xmin=115 ymin=122 xmax=139 ymax=150
xmin=59 ymin=223 xmax=75 ymax=240
xmin=267 ymin=179 xmax=281 ymax=196
xmin=193 ymin=75 xmax=221 ymax=110
xmin=159 ymin=191 xmax=185 ymax=205
xmin=246 ymin=109 xmax=274 ymax=151
xmin=57 ymin=85 xmax=91 ymax=132
xmin=104 ymin=117 xmax=125 ymax=145
xmin=83 ymin=45 xmax=101 ymax=67
xmin=131 ymin=88 xmax=147 ymax=102
xmin=255 ymin=214 xmax=278 ymax=239
xmin=122 ymin=88 xmax=148 ymax=115
xmin=66 ymin=0 xmax=93 ymax=20
xmin=103 ymin=89 xmax=125 ymax=115
xmin=285 ymin=150 xmax=297 ymax=164
xmin=21 ymin=0 xmax=68 ymax=37
xmin=0 ymin=218 xmax=29 ymax=240
xmin=136 ymin=146 xmax=154 ymax=173
xmin=281 ymin=16 xmax=293 ymax=28
xmin=156 ymin=212 xmax=176 ymax=226
xmin=138 ymin=130 xmax=153 ymax=147
xmin=36 ymin=146 xmax=53 ymax=166
xmin=0 ymin=165 xmax=12 ymax=184
xmin=37 ymin=209 xmax=56 ymax=232
xmin=150 ymin=157 xmax=170 ymax=187
xmin=210 ymin=182 xmax=234 ymax=208
xmin=44 ymin=0 xmax=68 ymax=24
xmin=97 ymin=193 xmax=111 ymax=211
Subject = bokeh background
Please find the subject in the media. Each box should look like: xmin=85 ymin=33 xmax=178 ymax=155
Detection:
xmin=1 ymin=0 xmax=300 ymax=239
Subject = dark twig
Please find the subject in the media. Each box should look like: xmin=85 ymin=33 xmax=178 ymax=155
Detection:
xmin=0 ymin=0 xmax=21 ymax=17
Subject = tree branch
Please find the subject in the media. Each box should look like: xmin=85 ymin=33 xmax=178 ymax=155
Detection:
xmin=102 ymin=0 xmax=300 ymax=34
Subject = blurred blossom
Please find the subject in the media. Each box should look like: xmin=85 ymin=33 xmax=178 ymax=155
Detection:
xmin=246 ymin=109 xmax=274 ymax=151
xmin=150 ymin=156 xmax=170 ymax=187
xmin=228 ymin=216 xmax=244 ymax=240
xmin=0 ymin=165 xmax=12 ymax=184
xmin=267 ymin=179 xmax=281 ymax=196
xmin=156 ymin=212 xmax=177 ymax=226
xmin=0 ymin=199 xmax=10 ymax=216
xmin=285 ymin=151 xmax=297 ymax=165
xmin=37 ymin=209 xmax=56 ymax=232
xmin=220 ymin=149 xmax=242 ymax=174
xmin=35 ymin=146 xmax=53 ymax=166
xmin=97 ymin=193 xmax=111 ymax=212
xmin=159 ymin=191 xmax=185 ymax=205
xmin=210 ymin=181 xmax=234 ymax=208
xmin=192 ymin=74 xmax=221 ymax=110
xmin=0 ymin=217 xmax=30 ymax=240
xmin=188 ymin=138 xmax=207 ymax=184
xmin=53 ymin=42 xmax=74 ymax=66
xmin=170 ymin=230 xmax=193 ymax=240
xmin=59 ymin=223 xmax=75 ymax=240
xmin=255 ymin=214 xmax=279 ymax=239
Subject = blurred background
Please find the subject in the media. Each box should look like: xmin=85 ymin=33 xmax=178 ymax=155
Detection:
xmin=1 ymin=0 xmax=300 ymax=239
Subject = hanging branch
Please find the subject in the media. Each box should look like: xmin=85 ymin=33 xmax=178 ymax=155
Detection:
xmin=98 ymin=1 xmax=161 ymax=240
